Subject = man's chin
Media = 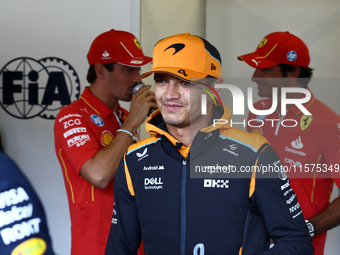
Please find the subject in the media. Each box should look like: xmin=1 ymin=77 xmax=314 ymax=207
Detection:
xmin=120 ymin=95 xmax=133 ymax=102
xmin=258 ymin=91 xmax=270 ymax=98
xmin=163 ymin=117 xmax=185 ymax=127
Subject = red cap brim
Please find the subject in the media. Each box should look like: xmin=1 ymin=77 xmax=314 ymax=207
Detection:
xmin=117 ymin=56 xmax=152 ymax=67
xmin=238 ymin=52 xmax=279 ymax=69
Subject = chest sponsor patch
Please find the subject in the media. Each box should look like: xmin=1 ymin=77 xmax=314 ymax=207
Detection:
xmin=204 ymin=179 xmax=229 ymax=188
xmin=101 ymin=130 xmax=113 ymax=146
xmin=137 ymin=148 xmax=148 ymax=161
xmin=144 ymin=177 xmax=163 ymax=190
xmin=63 ymin=127 xmax=87 ymax=138
xmin=300 ymin=115 xmax=313 ymax=131
xmin=90 ymin=114 xmax=104 ymax=127
xmin=67 ymin=134 xmax=90 ymax=147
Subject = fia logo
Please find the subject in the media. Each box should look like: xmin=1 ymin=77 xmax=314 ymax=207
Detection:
xmin=0 ymin=57 xmax=80 ymax=119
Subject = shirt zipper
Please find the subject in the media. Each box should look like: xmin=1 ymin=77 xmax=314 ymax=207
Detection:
xmin=180 ymin=160 xmax=187 ymax=255
xmin=274 ymin=109 xmax=286 ymax=136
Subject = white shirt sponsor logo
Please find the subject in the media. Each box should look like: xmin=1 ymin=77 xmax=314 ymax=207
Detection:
xmin=286 ymin=194 xmax=296 ymax=205
xmin=281 ymin=179 xmax=290 ymax=191
xmin=285 ymin=147 xmax=306 ymax=157
xmin=204 ymin=179 xmax=229 ymax=188
xmin=289 ymin=202 xmax=300 ymax=213
xmin=0 ymin=187 xmax=29 ymax=209
xmin=0 ymin=187 xmax=42 ymax=245
xmin=283 ymin=188 xmax=293 ymax=197
xmin=284 ymin=158 xmax=302 ymax=166
xmin=289 ymin=202 xmax=303 ymax=218
xmin=205 ymin=132 xmax=212 ymax=140
xmin=278 ymin=170 xmax=288 ymax=181
xmin=58 ymin=113 xmax=82 ymax=123
xmin=228 ymin=144 xmax=237 ymax=151
xmin=143 ymin=165 xmax=164 ymax=171
xmin=291 ymin=136 xmax=303 ymax=149
xmin=63 ymin=127 xmax=87 ymax=138
xmin=67 ymin=134 xmax=90 ymax=147
xmin=223 ymin=148 xmax=238 ymax=156
xmin=144 ymin=177 xmax=163 ymax=190
xmin=1 ymin=218 xmax=41 ymax=245
xmin=63 ymin=118 xmax=81 ymax=129
xmin=137 ymin=148 xmax=148 ymax=161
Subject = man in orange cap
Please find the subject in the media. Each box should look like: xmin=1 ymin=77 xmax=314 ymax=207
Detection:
xmin=239 ymin=31 xmax=340 ymax=255
xmin=105 ymin=32 xmax=313 ymax=254
xmin=54 ymin=29 xmax=156 ymax=255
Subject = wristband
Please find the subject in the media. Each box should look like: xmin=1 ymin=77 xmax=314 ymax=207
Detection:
xmin=117 ymin=129 xmax=136 ymax=142
xmin=305 ymin=220 xmax=315 ymax=237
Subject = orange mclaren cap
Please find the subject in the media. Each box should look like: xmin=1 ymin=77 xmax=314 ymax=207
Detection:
xmin=141 ymin=33 xmax=221 ymax=81
xmin=238 ymin=31 xmax=310 ymax=69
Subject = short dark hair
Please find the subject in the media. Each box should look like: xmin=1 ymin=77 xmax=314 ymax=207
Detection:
xmin=204 ymin=75 xmax=219 ymax=86
xmin=86 ymin=63 xmax=115 ymax=83
xmin=278 ymin=63 xmax=313 ymax=88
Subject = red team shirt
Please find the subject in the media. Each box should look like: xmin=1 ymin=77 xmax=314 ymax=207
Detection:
xmin=247 ymin=90 xmax=340 ymax=255
xmin=54 ymin=87 xmax=129 ymax=255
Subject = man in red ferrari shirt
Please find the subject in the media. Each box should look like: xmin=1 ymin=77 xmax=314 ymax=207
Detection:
xmin=238 ymin=31 xmax=340 ymax=255
xmin=54 ymin=29 xmax=155 ymax=255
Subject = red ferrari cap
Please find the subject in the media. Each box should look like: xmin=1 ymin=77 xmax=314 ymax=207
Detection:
xmin=238 ymin=31 xmax=310 ymax=68
xmin=87 ymin=29 xmax=152 ymax=67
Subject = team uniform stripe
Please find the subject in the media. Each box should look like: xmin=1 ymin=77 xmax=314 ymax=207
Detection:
xmin=127 ymin=137 xmax=161 ymax=155
xmin=124 ymin=153 xmax=135 ymax=196
xmin=59 ymin=149 xmax=75 ymax=203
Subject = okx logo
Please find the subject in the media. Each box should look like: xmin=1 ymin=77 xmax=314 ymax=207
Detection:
xmin=0 ymin=57 xmax=80 ymax=119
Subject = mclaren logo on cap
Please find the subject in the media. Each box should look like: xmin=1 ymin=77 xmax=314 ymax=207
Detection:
xmin=164 ymin=43 xmax=185 ymax=55
xmin=258 ymin=38 xmax=268 ymax=48
xmin=211 ymin=63 xmax=216 ymax=70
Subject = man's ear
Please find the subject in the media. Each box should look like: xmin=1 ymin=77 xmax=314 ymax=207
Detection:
xmin=287 ymin=66 xmax=301 ymax=78
xmin=213 ymin=78 xmax=224 ymax=93
xmin=94 ymin=63 xmax=106 ymax=80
